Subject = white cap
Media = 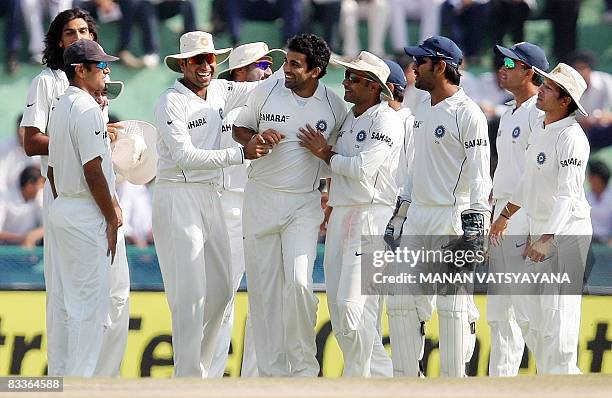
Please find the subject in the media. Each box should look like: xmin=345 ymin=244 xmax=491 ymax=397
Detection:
xmin=331 ymin=51 xmax=393 ymax=100
xmin=112 ymin=120 xmax=157 ymax=185
xmin=165 ymin=31 xmax=232 ymax=73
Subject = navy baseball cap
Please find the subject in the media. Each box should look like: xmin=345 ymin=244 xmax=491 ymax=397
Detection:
xmin=383 ymin=59 xmax=407 ymax=90
xmin=63 ymin=39 xmax=119 ymax=65
xmin=495 ymin=42 xmax=549 ymax=71
xmin=404 ymin=36 xmax=463 ymax=68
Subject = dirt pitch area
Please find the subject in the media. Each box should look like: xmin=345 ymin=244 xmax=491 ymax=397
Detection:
xmin=3 ymin=374 xmax=611 ymax=398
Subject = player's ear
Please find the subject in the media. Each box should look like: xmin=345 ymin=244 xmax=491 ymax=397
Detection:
xmin=310 ymin=66 xmax=322 ymax=79
xmin=179 ymin=59 xmax=186 ymax=73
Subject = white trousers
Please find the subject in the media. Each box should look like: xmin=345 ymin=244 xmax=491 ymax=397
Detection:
xmin=387 ymin=204 xmax=478 ymax=377
xmin=210 ymin=190 xmax=258 ymax=377
xmin=242 ymin=181 xmax=321 ymax=377
xmin=341 ymin=0 xmax=389 ymax=57
xmin=152 ymin=182 xmax=233 ymax=378
xmin=529 ymin=217 xmax=591 ymax=375
xmin=21 ymin=0 xmax=72 ymax=58
xmin=95 ymin=226 xmax=130 ymax=377
xmin=487 ymin=199 xmax=532 ymax=377
xmin=324 ymin=205 xmax=393 ymax=377
xmin=388 ymin=0 xmax=443 ymax=52
xmin=49 ymin=197 xmax=111 ymax=377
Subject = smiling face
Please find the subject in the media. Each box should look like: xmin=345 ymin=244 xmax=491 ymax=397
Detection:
xmin=179 ymin=52 xmax=217 ymax=93
xmin=59 ymin=18 xmax=93 ymax=49
xmin=342 ymin=69 xmax=377 ymax=105
xmin=283 ymin=50 xmax=319 ymax=93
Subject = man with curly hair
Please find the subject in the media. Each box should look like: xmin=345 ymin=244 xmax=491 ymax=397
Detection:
xmin=233 ymin=33 xmax=347 ymax=377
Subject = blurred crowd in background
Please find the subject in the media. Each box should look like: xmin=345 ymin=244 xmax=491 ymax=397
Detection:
xmin=0 ymin=0 xmax=611 ymax=248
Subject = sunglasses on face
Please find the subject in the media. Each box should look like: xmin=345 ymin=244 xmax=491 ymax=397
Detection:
xmin=503 ymin=57 xmax=528 ymax=70
xmin=253 ymin=60 xmax=272 ymax=70
xmin=344 ymin=70 xmax=375 ymax=84
xmin=187 ymin=53 xmax=216 ymax=66
xmin=413 ymin=56 xmax=428 ymax=66
xmin=70 ymin=61 xmax=108 ymax=70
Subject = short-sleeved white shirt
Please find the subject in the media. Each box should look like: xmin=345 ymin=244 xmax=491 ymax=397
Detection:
xmin=234 ymin=78 xmax=348 ymax=193
xmin=0 ymin=189 xmax=43 ymax=236
xmin=511 ymin=115 xmax=591 ymax=236
xmin=329 ymin=102 xmax=402 ymax=207
xmin=20 ymin=68 xmax=69 ymax=177
xmin=405 ymin=88 xmax=492 ymax=212
xmin=154 ymin=79 xmax=258 ymax=184
xmin=48 ymin=86 xmax=115 ymax=199
xmin=493 ymin=95 xmax=542 ymax=200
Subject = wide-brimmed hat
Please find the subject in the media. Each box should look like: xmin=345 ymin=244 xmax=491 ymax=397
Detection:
xmin=164 ymin=31 xmax=232 ymax=73
xmin=112 ymin=120 xmax=157 ymax=185
xmin=217 ymin=42 xmax=285 ymax=80
xmin=533 ymin=63 xmax=588 ymax=116
xmin=332 ymin=51 xmax=393 ymax=99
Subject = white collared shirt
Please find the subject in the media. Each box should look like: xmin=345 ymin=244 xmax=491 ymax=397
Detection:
xmin=403 ymin=88 xmax=492 ymax=212
xmin=233 ymin=78 xmax=348 ymax=193
xmin=48 ymin=86 xmax=115 ymax=199
xmin=154 ymin=79 xmax=259 ymax=184
xmin=20 ymin=68 xmax=69 ymax=177
xmin=493 ymin=95 xmax=542 ymax=200
xmin=328 ymin=102 xmax=402 ymax=207
xmin=511 ymin=115 xmax=591 ymax=235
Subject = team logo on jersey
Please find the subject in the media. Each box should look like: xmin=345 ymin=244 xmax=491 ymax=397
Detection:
xmin=512 ymin=126 xmax=521 ymax=139
xmin=434 ymin=125 xmax=446 ymax=138
xmin=414 ymin=120 xmax=422 ymax=129
xmin=188 ymin=117 xmax=207 ymax=129
xmin=316 ymin=120 xmax=328 ymax=133
xmin=356 ymin=130 xmax=367 ymax=142
xmin=560 ymin=158 xmax=583 ymax=167
xmin=536 ymin=152 xmax=546 ymax=165
xmin=221 ymin=124 xmax=232 ymax=133
xmin=219 ymin=108 xmax=224 ymax=119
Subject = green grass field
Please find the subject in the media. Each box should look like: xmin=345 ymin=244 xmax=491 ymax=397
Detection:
xmin=5 ymin=374 xmax=610 ymax=398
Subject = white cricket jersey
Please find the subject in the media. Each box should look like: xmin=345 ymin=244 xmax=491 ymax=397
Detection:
xmin=492 ymin=95 xmax=542 ymax=200
xmin=396 ymin=107 xmax=415 ymax=198
xmin=20 ymin=67 xmax=69 ymax=177
xmin=511 ymin=115 xmax=591 ymax=235
xmin=234 ymin=78 xmax=347 ymax=193
xmin=154 ymin=79 xmax=258 ymax=184
xmin=48 ymin=86 xmax=115 ymax=199
xmin=404 ymin=88 xmax=492 ymax=212
xmin=219 ymin=107 xmax=249 ymax=192
xmin=328 ymin=102 xmax=402 ymax=207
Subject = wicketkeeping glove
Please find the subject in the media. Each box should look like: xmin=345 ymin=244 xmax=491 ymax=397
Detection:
xmin=443 ymin=209 xmax=490 ymax=270
xmin=384 ymin=197 xmax=411 ymax=250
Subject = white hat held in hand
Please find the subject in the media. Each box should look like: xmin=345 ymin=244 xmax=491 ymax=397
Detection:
xmin=533 ymin=63 xmax=588 ymax=116
xmin=217 ymin=42 xmax=285 ymax=80
xmin=165 ymin=31 xmax=232 ymax=73
xmin=331 ymin=51 xmax=393 ymax=100
xmin=112 ymin=120 xmax=157 ymax=185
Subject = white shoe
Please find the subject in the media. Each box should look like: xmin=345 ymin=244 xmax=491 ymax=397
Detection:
xmin=142 ymin=53 xmax=160 ymax=69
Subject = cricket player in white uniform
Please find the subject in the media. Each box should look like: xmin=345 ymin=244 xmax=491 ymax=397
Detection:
xmin=298 ymin=52 xmax=398 ymax=377
xmin=21 ymin=9 xmax=129 ymax=377
xmin=153 ymin=31 xmax=268 ymax=378
xmin=386 ymin=36 xmax=492 ymax=377
xmin=46 ymin=39 xmax=120 ymax=377
xmin=233 ymin=33 xmax=347 ymax=377
xmin=491 ymin=63 xmax=592 ymax=375
xmin=487 ymin=42 xmax=549 ymax=377
xmin=211 ymin=42 xmax=285 ymax=378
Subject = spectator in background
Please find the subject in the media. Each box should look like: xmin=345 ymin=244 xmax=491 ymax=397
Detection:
xmin=21 ymin=0 xmax=73 ymax=64
xmin=0 ymin=166 xmax=44 ymax=248
xmin=388 ymin=0 xmax=443 ymax=56
xmin=442 ymin=0 xmax=490 ymax=65
xmin=307 ymin=0 xmax=342 ymax=54
xmin=0 ymin=0 xmax=23 ymax=74
xmin=587 ymin=161 xmax=612 ymax=245
xmin=116 ymin=180 xmax=153 ymax=248
xmin=0 ymin=115 xmax=40 ymax=195
xmin=545 ymin=0 xmax=581 ymax=62
xmin=490 ymin=0 xmax=533 ymax=47
xmin=223 ymin=0 xmax=302 ymax=46
xmin=569 ymin=50 xmax=612 ymax=151
xmin=340 ymin=0 xmax=389 ymax=58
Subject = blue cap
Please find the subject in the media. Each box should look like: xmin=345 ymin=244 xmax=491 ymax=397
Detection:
xmin=383 ymin=59 xmax=407 ymax=90
xmin=404 ymin=36 xmax=463 ymax=68
xmin=495 ymin=42 xmax=549 ymax=71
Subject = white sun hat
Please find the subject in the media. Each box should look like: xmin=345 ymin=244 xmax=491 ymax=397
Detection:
xmin=331 ymin=51 xmax=393 ymax=100
xmin=533 ymin=63 xmax=588 ymax=116
xmin=217 ymin=42 xmax=285 ymax=80
xmin=164 ymin=31 xmax=232 ymax=73
xmin=112 ymin=120 xmax=157 ymax=185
